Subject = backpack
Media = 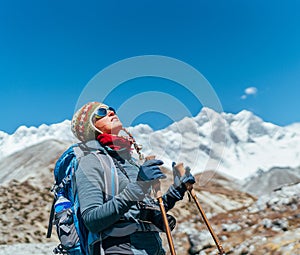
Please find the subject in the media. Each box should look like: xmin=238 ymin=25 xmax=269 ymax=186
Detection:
xmin=46 ymin=143 xmax=118 ymax=255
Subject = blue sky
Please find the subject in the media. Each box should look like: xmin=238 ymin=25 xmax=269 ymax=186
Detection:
xmin=1 ymin=0 xmax=300 ymax=134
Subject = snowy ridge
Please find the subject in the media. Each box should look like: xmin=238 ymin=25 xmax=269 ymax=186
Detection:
xmin=285 ymin=123 xmax=300 ymax=134
xmin=0 ymin=108 xmax=300 ymax=180
xmin=0 ymin=120 xmax=74 ymax=159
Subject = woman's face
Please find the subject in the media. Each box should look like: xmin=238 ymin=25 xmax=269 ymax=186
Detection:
xmin=93 ymin=107 xmax=123 ymax=135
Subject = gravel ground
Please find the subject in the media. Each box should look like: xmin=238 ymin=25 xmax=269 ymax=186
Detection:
xmin=0 ymin=243 xmax=56 ymax=255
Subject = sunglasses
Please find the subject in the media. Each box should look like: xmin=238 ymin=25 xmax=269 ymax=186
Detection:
xmin=93 ymin=106 xmax=116 ymax=119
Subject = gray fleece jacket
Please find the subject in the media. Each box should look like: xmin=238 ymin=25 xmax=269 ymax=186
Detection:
xmin=75 ymin=140 xmax=183 ymax=252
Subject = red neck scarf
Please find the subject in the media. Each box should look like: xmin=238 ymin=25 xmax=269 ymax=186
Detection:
xmin=97 ymin=133 xmax=132 ymax=152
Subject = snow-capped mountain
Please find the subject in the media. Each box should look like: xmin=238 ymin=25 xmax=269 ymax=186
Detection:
xmin=0 ymin=108 xmax=299 ymax=180
xmin=129 ymin=108 xmax=300 ymax=180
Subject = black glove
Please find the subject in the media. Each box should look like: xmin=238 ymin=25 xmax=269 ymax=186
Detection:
xmin=138 ymin=159 xmax=166 ymax=181
xmin=139 ymin=204 xmax=176 ymax=232
xmin=151 ymin=210 xmax=176 ymax=232
xmin=136 ymin=159 xmax=166 ymax=193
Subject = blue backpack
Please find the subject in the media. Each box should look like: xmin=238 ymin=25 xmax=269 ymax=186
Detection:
xmin=47 ymin=143 xmax=118 ymax=255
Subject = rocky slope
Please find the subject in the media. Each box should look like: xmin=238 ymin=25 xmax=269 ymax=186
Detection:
xmin=242 ymin=166 xmax=300 ymax=196
xmin=0 ymin=179 xmax=57 ymax=245
xmin=0 ymin=139 xmax=71 ymax=187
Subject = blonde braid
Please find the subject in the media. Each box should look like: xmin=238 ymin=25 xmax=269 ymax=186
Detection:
xmin=122 ymin=128 xmax=144 ymax=160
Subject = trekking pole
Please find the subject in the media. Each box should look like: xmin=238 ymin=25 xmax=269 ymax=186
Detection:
xmin=145 ymin=156 xmax=176 ymax=255
xmin=173 ymin=163 xmax=226 ymax=255
xmin=153 ymin=181 xmax=177 ymax=255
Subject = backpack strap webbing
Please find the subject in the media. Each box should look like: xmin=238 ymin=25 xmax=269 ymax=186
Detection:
xmin=46 ymin=198 xmax=55 ymax=238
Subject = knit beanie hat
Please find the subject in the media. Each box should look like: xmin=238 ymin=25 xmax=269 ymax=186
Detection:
xmin=71 ymin=102 xmax=108 ymax=141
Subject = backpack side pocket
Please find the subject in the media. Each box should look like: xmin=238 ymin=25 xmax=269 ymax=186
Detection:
xmin=54 ymin=208 xmax=80 ymax=251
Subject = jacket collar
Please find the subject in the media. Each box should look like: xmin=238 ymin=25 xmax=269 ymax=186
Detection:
xmin=83 ymin=140 xmax=106 ymax=153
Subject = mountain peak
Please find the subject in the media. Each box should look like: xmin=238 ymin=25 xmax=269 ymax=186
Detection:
xmin=235 ymin=109 xmax=256 ymax=118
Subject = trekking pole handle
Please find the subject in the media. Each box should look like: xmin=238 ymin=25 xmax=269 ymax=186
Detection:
xmin=144 ymin=156 xmax=163 ymax=197
xmin=173 ymin=162 xmax=193 ymax=191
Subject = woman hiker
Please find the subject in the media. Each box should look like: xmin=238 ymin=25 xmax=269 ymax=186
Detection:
xmin=71 ymin=101 xmax=195 ymax=255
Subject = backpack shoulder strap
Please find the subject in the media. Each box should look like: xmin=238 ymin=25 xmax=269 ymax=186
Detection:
xmin=73 ymin=144 xmax=86 ymax=159
xmin=91 ymin=151 xmax=119 ymax=199
xmin=74 ymin=142 xmax=119 ymax=199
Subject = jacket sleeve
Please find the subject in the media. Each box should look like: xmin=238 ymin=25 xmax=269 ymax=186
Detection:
xmin=76 ymin=153 xmax=144 ymax=233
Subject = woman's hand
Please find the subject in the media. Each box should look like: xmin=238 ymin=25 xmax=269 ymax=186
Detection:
xmin=138 ymin=159 xmax=166 ymax=182
xmin=172 ymin=162 xmax=195 ymax=188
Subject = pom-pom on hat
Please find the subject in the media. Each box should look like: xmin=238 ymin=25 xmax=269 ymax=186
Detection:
xmin=71 ymin=102 xmax=107 ymax=141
